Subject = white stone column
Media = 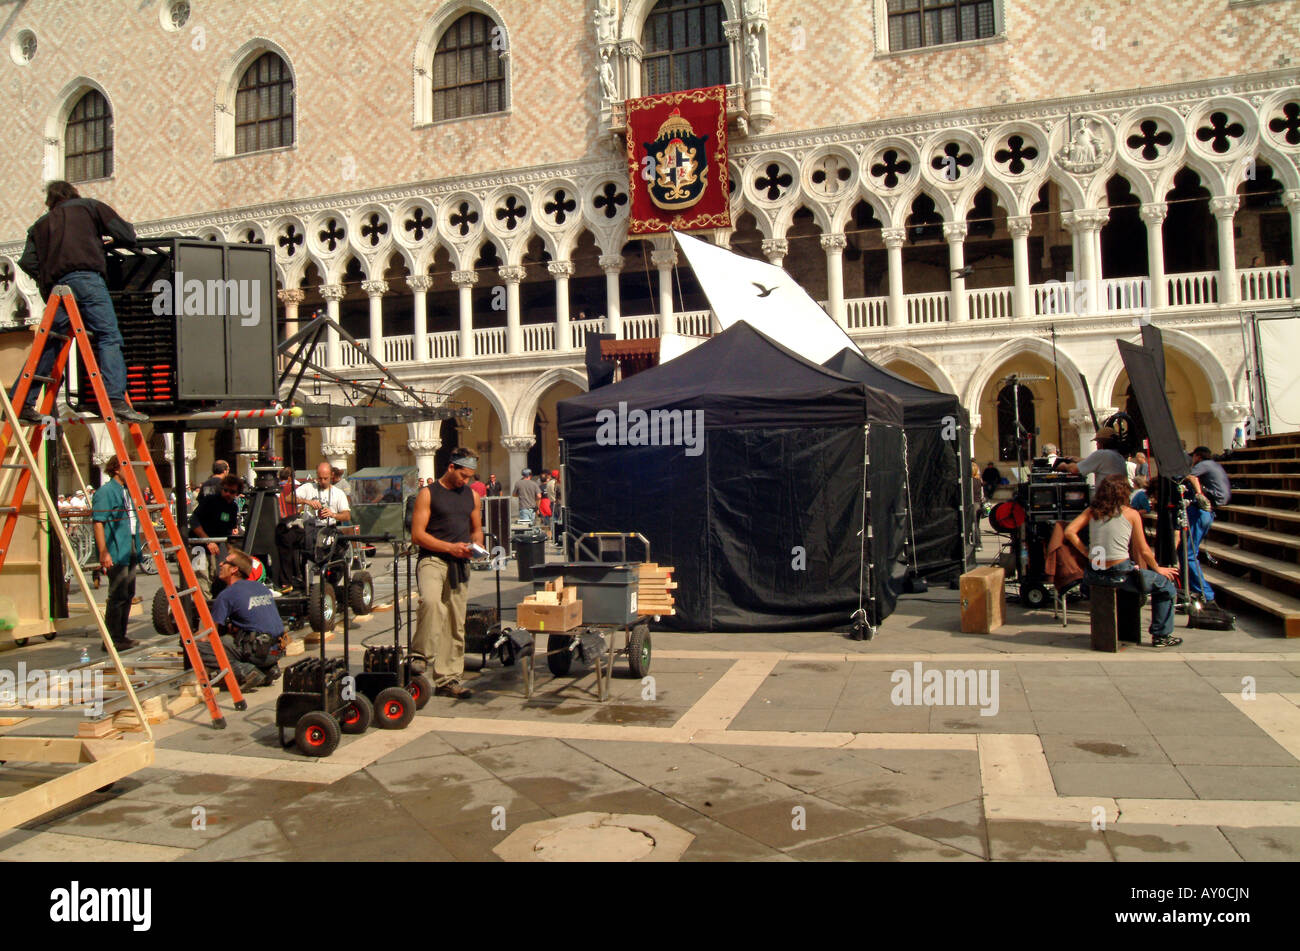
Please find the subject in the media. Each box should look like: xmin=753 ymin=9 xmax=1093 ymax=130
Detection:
xmin=319 ymin=284 xmax=345 ymax=368
xmin=321 ymin=426 xmax=355 ymax=472
xmin=1140 ymin=202 xmax=1168 ymax=310
xmin=499 ymin=265 xmax=526 ymax=354
xmin=1077 ymin=210 xmax=1109 ymax=312
xmin=407 ymin=421 xmax=441 ymax=482
xmin=183 ymin=436 xmax=197 ymax=491
xmin=549 ymin=261 xmax=574 ymax=352
xmin=651 ymin=247 xmax=678 ymax=336
xmin=1210 ymin=195 xmax=1241 ymax=306
xmin=452 ymin=269 xmax=478 ymax=358
xmin=362 ymin=279 xmax=388 ymax=359
xmin=882 ymin=227 xmax=906 ymax=328
xmin=600 ymin=254 xmax=624 ymax=339
xmin=1212 ymin=400 xmax=1252 ymax=450
xmin=762 ymin=238 xmax=788 ymax=267
xmin=501 ymin=434 xmax=536 ymax=497
xmin=237 ymin=428 xmax=260 ymax=483
xmin=408 ymin=275 xmax=431 ymax=362
xmin=277 ymin=287 xmax=304 ymax=344
xmin=1284 ymin=190 xmax=1300 ymax=300
xmin=1007 ymin=215 xmax=1033 ymax=320
xmin=821 ymin=233 xmax=848 ymax=328
xmin=944 ymin=221 xmax=969 ymax=323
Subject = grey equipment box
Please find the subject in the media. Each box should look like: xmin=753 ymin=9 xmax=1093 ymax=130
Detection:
xmin=530 ymin=562 xmax=639 ymax=626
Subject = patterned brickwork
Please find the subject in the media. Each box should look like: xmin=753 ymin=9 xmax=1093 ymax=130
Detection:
xmin=0 ymin=0 xmax=1297 ymax=237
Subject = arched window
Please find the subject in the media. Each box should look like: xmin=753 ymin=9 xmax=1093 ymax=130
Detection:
xmin=641 ymin=0 xmax=731 ymax=96
xmin=997 ymin=382 xmax=1036 ymax=464
xmin=432 ymin=12 xmax=507 ymax=121
xmin=235 ymin=51 xmax=294 ymax=154
xmin=65 ymin=89 xmax=113 ymax=182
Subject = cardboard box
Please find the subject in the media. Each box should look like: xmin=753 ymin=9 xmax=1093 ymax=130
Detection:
xmin=516 ymin=598 xmax=582 ymax=632
xmin=960 ymin=566 xmax=1005 ymax=634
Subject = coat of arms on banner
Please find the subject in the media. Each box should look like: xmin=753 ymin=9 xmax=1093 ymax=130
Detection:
xmin=626 ymin=86 xmax=730 ymax=235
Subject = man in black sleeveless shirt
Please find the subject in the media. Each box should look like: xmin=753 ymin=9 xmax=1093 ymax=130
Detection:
xmin=411 ymin=449 xmax=484 ymax=699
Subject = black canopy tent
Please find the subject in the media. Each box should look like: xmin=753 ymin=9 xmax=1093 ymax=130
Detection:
xmin=557 ymin=323 xmax=908 ymax=632
xmin=823 ymin=348 xmax=976 ymax=583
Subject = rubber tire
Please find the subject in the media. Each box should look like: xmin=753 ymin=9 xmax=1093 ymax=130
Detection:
xmin=374 ymin=686 xmax=415 ymax=730
xmin=152 ymin=587 xmax=174 ymax=635
xmin=407 ymin=674 xmax=433 ymax=711
xmin=339 ymin=693 xmax=373 ymax=735
xmin=1022 ymin=585 xmax=1048 ymax=609
xmin=627 ymin=624 xmax=651 ymax=678
xmin=348 ymin=571 xmax=374 ymax=616
xmin=12 ymin=638 xmax=28 ymax=647
xmin=43 ymin=632 xmax=56 ymax=641
xmin=546 ymin=634 xmax=572 ymax=676
xmin=295 ymin=711 xmax=340 ymax=757
xmin=308 ymin=584 xmax=337 ymax=634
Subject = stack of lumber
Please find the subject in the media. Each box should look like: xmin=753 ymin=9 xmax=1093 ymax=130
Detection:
xmin=636 ymin=563 xmax=676 ymax=616
xmin=517 ymin=577 xmax=582 ymax=631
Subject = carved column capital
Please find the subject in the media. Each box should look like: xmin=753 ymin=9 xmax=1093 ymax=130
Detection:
xmin=1211 ymin=400 xmax=1251 ymax=424
xmin=319 ymin=284 xmax=346 ymax=302
xmin=320 ymin=443 xmax=354 ymax=458
xmin=361 ymin=280 xmax=389 ymax=298
xmin=501 ymin=434 xmax=536 ymax=454
xmin=881 ymin=228 xmax=907 ymax=249
xmin=1283 ymin=189 xmax=1300 ymax=212
xmin=277 ymin=288 xmax=305 ymax=305
xmin=407 ymin=438 xmax=441 ymax=454
xmin=598 ymin=254 xmax=625 ymax=273
xmin=1209 ymin=195 xmax=1240 ymax=219
xmin=650 ymin=249 xmax=678 ymax=269
xmin=942 ymin=221 xmax=968 ymax=243
xmin=451 ymin=269 xmax=480 ymax=288
xmin=761 ymin=238 xmax=788 ymax=259
xmin=498 ymin=266 xmax=527 ymax=284
xmin=407 ymin=275 xmax=432 ymax=293
xmin=1006 ymin=216 xmax=1033 ymax=239
xmin=1076 ymin=209 xmax=1110 ymax=231
xmin=547 ymin=261 xmax=576 ymax=279
xmin=820 ymin=234 xmax=848 ymax=253
xmin=1139 ymin=202 xmax=1168 ymax=224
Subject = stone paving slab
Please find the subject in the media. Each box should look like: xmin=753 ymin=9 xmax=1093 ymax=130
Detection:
xmin=1102 ymin=823 xmax=1243 ymax=862
xmin=1050 ymin=762 xmax=1198 ymax=799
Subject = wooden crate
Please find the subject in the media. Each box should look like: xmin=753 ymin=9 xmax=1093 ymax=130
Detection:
xmin=516 ymin=597 xmax=582 ymax=632
xmin=960 ymin=566 xmax=1005 ymax=634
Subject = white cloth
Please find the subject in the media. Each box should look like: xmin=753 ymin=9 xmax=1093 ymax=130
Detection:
xmin=295 ymin=482 xmax=349 ymax=525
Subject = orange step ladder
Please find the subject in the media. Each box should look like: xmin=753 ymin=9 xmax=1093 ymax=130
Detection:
xmin=0 ymin=285 xmax=244 ymax=727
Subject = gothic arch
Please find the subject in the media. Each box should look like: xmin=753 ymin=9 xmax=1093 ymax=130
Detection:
xmin=43 ymin=77 xmax=116 ymax=182
xmin=620 ymin=0 xmax=742 ymax=40
xmin=868 ymin=345 xmax=958 ymax=395
xmin=510 ymin=367 xmax=588 ymax=435
xmin=962 ymin=336 xmax=1088 ymax=417
xmin=412 ymin=0 xmax=512 ymax=126
xmin=438 ymin=373 xmax=510 ymax=435
xmin=1093 ymin=327 xmax=1236 ymax=408
xmin=214 ymin=37 xmax=297 ymax=157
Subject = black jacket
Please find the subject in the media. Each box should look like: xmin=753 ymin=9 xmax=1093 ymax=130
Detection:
xmin=17 ymin=198 xmax=136 ymax=298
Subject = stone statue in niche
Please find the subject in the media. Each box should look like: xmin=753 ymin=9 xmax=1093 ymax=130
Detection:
xmin=743 ymin=0 xmax=767 ymax=17
xmin=594 ymin=0 xmax=617 ymax=45
xmin=747 ymin=32 xmax=764 ymax=82
xmin=599 ymin=55 xmax=618 ymax=101
xmin=1057 ymin=116 xmax=1108 ymax=173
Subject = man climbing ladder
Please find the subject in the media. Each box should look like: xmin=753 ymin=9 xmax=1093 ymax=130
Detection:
xmin=0 ymin=286 xmax=244 ymax=727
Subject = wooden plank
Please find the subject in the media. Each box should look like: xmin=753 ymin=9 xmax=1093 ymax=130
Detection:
xmin=1203 ymin=567 xmax=1300 ymax=637
xmin=1209 ymin=521 xmax=1300 ymax=551
xmin=1200 ymin=541 xmax=1300 ymax=585
xmin=1219 ymin=505 xmax=1300 ymax=524
xmin=0 ymin=737 xmax=88 ymax=763
xmin=0 ymin=740 xmax=153 ymax=833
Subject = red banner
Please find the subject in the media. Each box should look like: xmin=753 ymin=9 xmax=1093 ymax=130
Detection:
xmin=625 ymin=86 xmax=730 ymax=235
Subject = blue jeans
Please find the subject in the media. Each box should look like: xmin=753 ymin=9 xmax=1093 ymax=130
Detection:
xmin=1085 ymin=559 xmax=1176 ymax=639
xmin=14 ymin=271 xmax=127 ymax=409
xmin=1185 ymin=505 xmax=1215 ymax=602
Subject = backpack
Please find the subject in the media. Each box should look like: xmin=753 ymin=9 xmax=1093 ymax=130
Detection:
xmin=539 ymin=496 xmax=552 ymax=518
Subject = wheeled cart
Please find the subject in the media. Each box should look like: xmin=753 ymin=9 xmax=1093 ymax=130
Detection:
xmin=352 ymin=535 xmax=429 ymax=725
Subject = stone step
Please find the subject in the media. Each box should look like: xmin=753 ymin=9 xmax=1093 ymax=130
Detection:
xmin=1207 ymin=519 xmax=1300 ymax=553
xmin=1199 ymin=539 xmax=1300 ymax=587
xmin=1218 ymin=504 xmax=1300 ymax=525
xmin=1202 ymin=567 xmax=1300 ymax=638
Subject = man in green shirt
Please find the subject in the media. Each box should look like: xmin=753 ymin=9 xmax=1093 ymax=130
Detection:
xmin=92 ymin=455 xmax=145 ymax=652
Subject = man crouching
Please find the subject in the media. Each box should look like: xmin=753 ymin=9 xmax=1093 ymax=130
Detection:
xmin=197 ymin=547 xmax=286 ymax=689
xmin=411 ymin=450 xmax=483 ymax=699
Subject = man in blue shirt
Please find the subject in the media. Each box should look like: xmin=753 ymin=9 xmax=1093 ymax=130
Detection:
xmin=1183 ymin=446 xmax=1232 ymax=604
xmin=92 ymin=455 xmax=144 ymax=652
xmin=197 ymin=548 xmax=285 ymax=688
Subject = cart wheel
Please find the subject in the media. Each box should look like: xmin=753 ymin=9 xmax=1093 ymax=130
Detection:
xmin=339 ymin=693 xmax=373 ymax=735
xmin=1022 ymin=584 xmax=1048 ymax=609
xmin=374 ymin=686 xmax=415 ymax=729
xmin=295 ymin=711 xmax=340 ymax=757
xmin=43 ymin=632 xmax=56 ymax=641
xmin=152 ymin=587 xmax=174 ymax=635
xmin=348 ymin=571 xmax=374 ymax=616
xmin=308 ymin=584 xmax=337 ymax=633
xmin=627 ymin=624 xmax=652 ymax=678
xmin=546 ymin=635 xmax=572 ymax=676
xmin=12 ymin=637 xmax=28 ymax=647
xmin=407 ymin=674 xmax=433 ymax=711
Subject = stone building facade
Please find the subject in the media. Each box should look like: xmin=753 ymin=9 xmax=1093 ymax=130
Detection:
xmin=0 ymin=0 xmax=1297 ymax=485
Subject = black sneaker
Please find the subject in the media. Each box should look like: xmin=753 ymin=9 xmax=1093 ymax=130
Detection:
xmin=107 ymin=400 xmax=148 ymax=423
xmin=1152 ymin=634 xmax=1184 ymax=649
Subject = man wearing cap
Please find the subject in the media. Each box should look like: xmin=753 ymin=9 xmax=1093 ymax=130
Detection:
xmin=512 ymin=468 xmax=540 ymax=523
xmin=1055 ymin=426 xmax=1128 ymax=482
xmin=410 ymin=449 xmax=484 ymax=699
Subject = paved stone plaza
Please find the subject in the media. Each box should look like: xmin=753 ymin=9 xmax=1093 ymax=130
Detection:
xmin=2 ymin=540 xmax=1298 ymax=863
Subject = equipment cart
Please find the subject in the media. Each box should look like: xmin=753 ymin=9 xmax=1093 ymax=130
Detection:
xmin=351 ymin=534 xmax=428 ymax=726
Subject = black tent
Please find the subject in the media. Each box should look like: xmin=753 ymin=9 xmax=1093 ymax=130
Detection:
xmin=557 ymin=323 xmax=908 ymax=632
xmin=823 ymin=349 xmax=975 ymax=582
